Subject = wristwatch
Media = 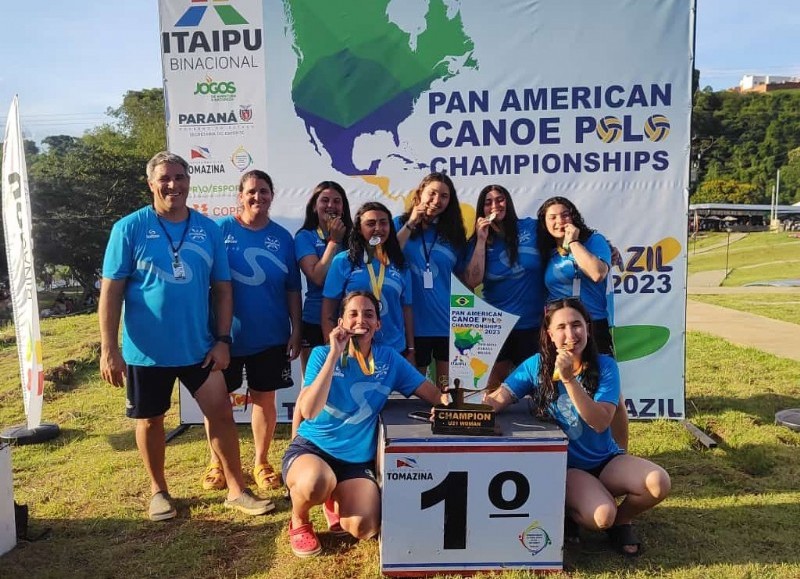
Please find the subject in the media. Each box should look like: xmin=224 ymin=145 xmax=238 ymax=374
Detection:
xmin=215 ymin=335 xmax=233 ymax=345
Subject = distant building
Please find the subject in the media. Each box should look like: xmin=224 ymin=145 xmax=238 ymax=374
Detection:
xmin=736 ymin=75 xmax=800 ymax=93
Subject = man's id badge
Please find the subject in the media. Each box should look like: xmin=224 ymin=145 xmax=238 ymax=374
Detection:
xmin=172 ymin=260 xmax=186 ymax=280
xmin=423 ymin=268 xmax=434 ymax=289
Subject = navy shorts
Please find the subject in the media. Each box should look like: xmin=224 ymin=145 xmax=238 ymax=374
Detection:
xmin=301 ymin=321 xmax=325 ymax=349
xmin=413 ymin=336 xmax=449 ymax=367
xmin=223 ymin=345 xmax=294 ymax=393
xmin=126 ymin=363 xmax=212 ymax=419
xmin=497 ymin=327 xmax=540 ymax=365
xmin=581 ymin=452 xmax=625 ymax=478
xmin=282 ymin=436 xmax=377 ymax=487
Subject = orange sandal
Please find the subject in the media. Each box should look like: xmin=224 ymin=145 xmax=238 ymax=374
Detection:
xmin=288 ymin=521 xmax=322 ymax=558
xmin=202 ymin=463 xmax=226 ymax=490
xmin=253 ymin=463 xmax=281 ymax=490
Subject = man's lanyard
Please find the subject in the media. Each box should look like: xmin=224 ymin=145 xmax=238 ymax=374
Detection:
xmin=366 ymin=257 xmax=386 ymax=301
xmin=155 ymin=209 xmax=191 ymax=264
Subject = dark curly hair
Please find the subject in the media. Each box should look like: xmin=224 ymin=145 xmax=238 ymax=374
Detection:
xmin=398 ymin=172 xmax=467 ymax=250
xmin=470 ymin=184 xmax=520 ymax=265
xmin=298 ymin=180 xmax=354 ymax=238
xmin=347 ymin=202 xmax=406 ymax=268
xmin=536 ymin=196 xmax=595 ymax=267
xmin=530 ymin=298 xmax=600 ymax=418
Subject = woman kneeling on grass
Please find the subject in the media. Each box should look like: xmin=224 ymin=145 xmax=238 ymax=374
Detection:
xmin=282 ymin=290 xmax=448 ymax=558
xmin=483 ymin=297 xmax=670 ymax=557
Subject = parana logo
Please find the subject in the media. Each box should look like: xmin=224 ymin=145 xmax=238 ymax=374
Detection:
xmin=194 ymin=76 xmax=237 ymax=102
xmin=163 ymin=0 xmax=262 ymax=54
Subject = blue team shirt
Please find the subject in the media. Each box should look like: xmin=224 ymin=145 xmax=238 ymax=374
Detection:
xmin=322 ymin=252 xmax=412 ymax=351
xmin=504 ymin=353 xmax=621 ymax=469
xmin=544 ymin=232 xmax=612 ymax=322
xmin=297 ymin=344 xmax=424 ymax=462
xmin=294 ymin=228 xmax=339 ymax=325
xmin=220 ymin=217 xmax=301 ymax=356
xmin=465 ymin=217 xmax=545 ymax=329
xmin=394 ymin=217 xmax=466 ymax=337
xmin=101 ymin=206 xmax=230 ymax=367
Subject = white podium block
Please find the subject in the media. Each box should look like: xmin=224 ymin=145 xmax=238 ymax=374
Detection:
xmin=378 ymin=399 xmax=568 ymax=576
xmin=0 ymin=444 xmax=16 ymax=555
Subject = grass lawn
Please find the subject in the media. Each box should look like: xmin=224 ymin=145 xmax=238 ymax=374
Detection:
xmin=686 ymin=232 xmax=800 ymax=286
xmin=1 ymin=315 xmax=799 ymax=578
xmin=690 ymin=294 xmax=800 ymax=326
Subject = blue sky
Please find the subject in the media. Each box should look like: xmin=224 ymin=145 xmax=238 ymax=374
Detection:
xmin=1 ymin=0 xmax=799 ymax=141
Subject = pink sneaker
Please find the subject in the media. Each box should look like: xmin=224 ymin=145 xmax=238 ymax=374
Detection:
xmin=323 ymin=499 xmax=348 ymax=536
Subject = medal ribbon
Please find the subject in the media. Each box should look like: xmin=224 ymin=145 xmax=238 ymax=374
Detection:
xmin=366 ymin=257 xmax=386 ymax=301
xmin=351 ymin=336 xmax=375 ymax=376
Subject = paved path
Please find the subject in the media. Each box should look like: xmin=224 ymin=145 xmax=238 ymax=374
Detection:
xmin=686 ymin=269 xmax=800 ymax=362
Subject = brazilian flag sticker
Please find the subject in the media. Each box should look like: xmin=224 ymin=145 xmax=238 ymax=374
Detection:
xmin=451 ymin=294 xmax=474 ymax=308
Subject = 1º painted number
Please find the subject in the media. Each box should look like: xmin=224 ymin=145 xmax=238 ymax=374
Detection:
xmin=420 ymin=470 xmax=530 ymax=549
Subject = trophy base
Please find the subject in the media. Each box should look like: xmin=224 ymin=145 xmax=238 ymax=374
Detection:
xmin=432 ymin=403 xmax=497 ymax=436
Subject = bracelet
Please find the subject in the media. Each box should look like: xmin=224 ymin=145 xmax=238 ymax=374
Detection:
xmin=568 ymin=240 xmax=580 ymax=245
xmin=407 ymin=347 xmax=416 ymax=351
xmin=406 ymin=221 xmax=417 ymax=231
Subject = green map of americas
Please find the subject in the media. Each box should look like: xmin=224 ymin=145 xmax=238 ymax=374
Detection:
xmin=453 ymin=327 xmax=488 ymax=387
xmin=282 ymin=0 xmax=477 ymax=179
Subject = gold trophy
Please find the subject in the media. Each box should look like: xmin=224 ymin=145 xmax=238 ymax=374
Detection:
xmin=432 ymin=377 xmax=496 ymax=435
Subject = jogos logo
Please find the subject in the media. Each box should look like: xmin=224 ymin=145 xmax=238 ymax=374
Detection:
xmin=163 ymin=0 xmax=262 ymax=54
xmin=194 ymin=76 xmax=237 ymax=101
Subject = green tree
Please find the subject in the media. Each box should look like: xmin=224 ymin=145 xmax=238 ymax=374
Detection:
xmin=105 ymin=88 xmax=167 ymax=157
xmin=693 ymin=179 xmax=762 ymax=204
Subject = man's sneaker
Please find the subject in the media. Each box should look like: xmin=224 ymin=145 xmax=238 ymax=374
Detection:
xmin=224 ymin=488 xmax=276 ymax=516
xmin=149 ymin=491 xmax=177 ymax=521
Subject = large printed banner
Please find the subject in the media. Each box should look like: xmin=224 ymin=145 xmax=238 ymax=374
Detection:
xmin=161 ymin=0 xmax=694 ymax=419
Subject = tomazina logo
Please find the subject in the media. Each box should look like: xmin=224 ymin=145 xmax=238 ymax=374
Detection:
xmin=176 ymin=0 xmax=247 ymax=27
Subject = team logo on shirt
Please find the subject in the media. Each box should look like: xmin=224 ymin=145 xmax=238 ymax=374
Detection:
xmin=146 ymin=229 xmax=160 ymax=239
xmin=518 ymin=229 xmax=532 ymax=244
xmin=333 ymin=366 xmax=345 ymax=377
xmin=188 ymin=227 xmax=207 ymax=242
xmin=224 ymin=234 xmax=237 ymax=245
xmin=373 ymin=362 xmax=389 ymax=380
xmin=387 ymin=267 xmax=403 ymax=280
xmin=264 ymin=236 xmax=280 ymax=251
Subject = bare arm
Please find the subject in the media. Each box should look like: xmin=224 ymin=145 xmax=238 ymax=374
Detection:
xmin=463 ymin=218 xmax=491 ymax=290
xmin=99 ymin=278 xmax=127 ymax=387
xmin=298 ymin=240 xmax=342 ymax=287
xmin=562 ymin=225 xmax=609 ymax=283
xmin=287 ymin=290 xmax=303 ymax=360
xmin=482 ymin=384 xmax=516 ymax=411
xmin=296 ymin=326 xmax=350 ymax=420
xmin=555 ymin=349 xmax=615 ymax=431
xmin=413 ymin=379 xmax=450 ymax=407
xmin=396 ymin=206 xmax=425 ymax=249
xmin=204 ymin=280 xmax=232 ymax=370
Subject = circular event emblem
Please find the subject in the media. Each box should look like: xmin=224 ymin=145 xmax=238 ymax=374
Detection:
xmin=644 ymin=114 xmax=671 ymax=142
xmin=596 ymin=116 xmax=622 ymax=143
xmin=518 ymin=521 xmax=551 ymax=556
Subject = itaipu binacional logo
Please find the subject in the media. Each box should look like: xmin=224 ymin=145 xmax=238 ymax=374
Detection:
xmin=518 ymin=520 xmax=551 ymax=556
xmin=175 ymin=0 xmax=248 ymax=27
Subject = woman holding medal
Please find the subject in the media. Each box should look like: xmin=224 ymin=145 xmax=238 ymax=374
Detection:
xmin=396 ymin=172 xmax=467 ymax=389
xmin=463 ymin=185 xmax=546 ymax=387
xmin=321 ymin=201 xmax=414 ymax=360
xmin=282 ymin=291 xmax=447 ymax=557
xmin=483 ymin=298 xmax=670 ymax=558
xmin=536 ymin=196 xmax=629 ymax=451
xmin=294 ymin=181 xmax=354 ymax=371
xmin=202 ymin=170 xmax=302 ymax=493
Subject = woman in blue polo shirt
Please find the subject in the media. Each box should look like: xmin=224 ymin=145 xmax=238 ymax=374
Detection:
xmin=463 ymin=185 xmax=546 ymax=387
xmin=395 ymin=172 xmax=467 ymax=389
xmin=483 ymin=298 xmax=670 ymax=557
xmin=322 ymin=201 xmax=414 ymax=360
xmin=282 ymin=291 xmax=445 ymax=557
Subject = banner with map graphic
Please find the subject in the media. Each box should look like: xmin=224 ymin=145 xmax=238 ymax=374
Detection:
xmin=161 ymin=0 xmax=694 ymax=419
xmin=449 ymin=277 xmax=519 ymax=396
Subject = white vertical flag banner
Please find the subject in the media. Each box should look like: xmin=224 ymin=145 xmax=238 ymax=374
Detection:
xmin=2 ymin=96 xmax=44 ymax=429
